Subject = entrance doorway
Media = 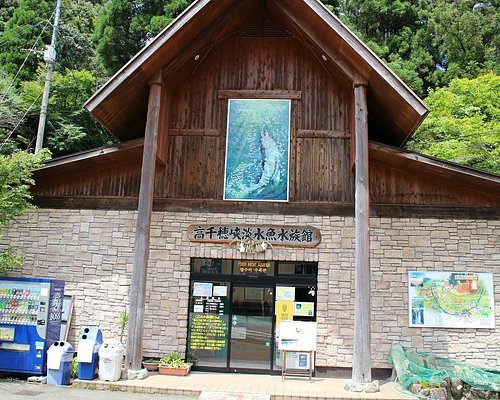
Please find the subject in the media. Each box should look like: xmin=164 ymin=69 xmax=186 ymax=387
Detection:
xmin=230 ymin=285 xmax=273 ymax=371
xmin=186 ymin=258 xmax=317 ymax=374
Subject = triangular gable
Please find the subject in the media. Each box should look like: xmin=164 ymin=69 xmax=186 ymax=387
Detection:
xmin=84 ymin=0 xmax=428 ymax=146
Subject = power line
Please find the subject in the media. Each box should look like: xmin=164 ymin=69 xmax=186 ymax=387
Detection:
xmin=0 ymin=16 xmax=53 ymax=104
xmin=0 ymin=20 xmax=47 ymax=48
xmin=0 ymin=89 xmax=43 ymax=152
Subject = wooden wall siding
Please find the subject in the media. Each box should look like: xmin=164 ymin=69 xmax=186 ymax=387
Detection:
xmin=295 ymin=137 xmax=353 ymax=202
xmin=159 ymin=36 xmax=353 ymax=202
xmin=32 ymin=163 xmax=142 ymax=198
xmin=156 ymin=134 xmax=221 ymax=199
xmin=370 ymin=162 xmax=500 ymax=206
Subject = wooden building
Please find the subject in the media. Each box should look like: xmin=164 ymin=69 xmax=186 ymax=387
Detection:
xmin=2 ymin=0 xmax=499 ymax=381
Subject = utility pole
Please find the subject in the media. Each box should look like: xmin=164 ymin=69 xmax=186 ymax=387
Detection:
xmin=35 ymin=0 xmax=62 ymax=153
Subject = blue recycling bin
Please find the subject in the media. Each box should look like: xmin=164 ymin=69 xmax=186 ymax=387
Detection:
xmin=47 ymin=341 xmax=74 ymax=385
xmin=77 ymin=327 xmax=102 ymax=380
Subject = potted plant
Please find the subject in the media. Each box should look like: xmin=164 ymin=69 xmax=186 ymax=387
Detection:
xmin=142 ymin=358 xmax=160 ymax=371
xmin=158 ymin=352 xmax=192 ymax=376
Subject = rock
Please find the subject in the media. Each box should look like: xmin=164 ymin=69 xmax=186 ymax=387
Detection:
xmin=468 ymin=387 xmax=499 ymax=399
xmin=344 ymin=380 xmax=363 ymax=392
xmin=127 ymin=368 xmax=148 ymax=380
xmin=427 ymin=387 xmax=448 ymax=400
xmin=364 ymin=380 xmax=380 ymax=393
xmin=450 ymin=378 xmax=463 ymax=400
xmin=409 ymin=383 xmax=422 ymax=394
xmin=439 ymin=377 xmax=452 ymax=398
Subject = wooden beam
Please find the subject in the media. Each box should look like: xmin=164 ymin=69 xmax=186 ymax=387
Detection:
xmin=218 ymin=90 xmax=302 ymax=99
xmin=125 ymin=71 xmax=162 ymax=371
xmin=352 ymin=83 xmax=371 ymax=384
xmin=31 ymin=196 xmax=500 ymax=219
xmin=270 ymin=1 xmax=360 ymax=83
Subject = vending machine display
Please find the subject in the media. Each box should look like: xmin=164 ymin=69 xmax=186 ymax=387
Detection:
xmin=0 ymin=277 xmax=64 ymax=375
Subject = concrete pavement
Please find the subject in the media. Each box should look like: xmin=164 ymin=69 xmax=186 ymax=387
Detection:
xmin=0 ymin=372 xmax=415 ymax=400
xmin=0 ymin=377 xmax=196 ymax=400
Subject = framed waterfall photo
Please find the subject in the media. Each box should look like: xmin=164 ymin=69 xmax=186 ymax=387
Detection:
xmin=223 ymin=99 xmax=291 ymax=202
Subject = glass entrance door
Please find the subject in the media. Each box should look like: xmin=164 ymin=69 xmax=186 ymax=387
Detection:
xmin=230 ymin=285 xmax=274 ymax=372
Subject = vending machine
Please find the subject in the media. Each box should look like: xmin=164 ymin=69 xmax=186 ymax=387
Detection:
xmin=0 ymin=277 xmax=64 ymax=375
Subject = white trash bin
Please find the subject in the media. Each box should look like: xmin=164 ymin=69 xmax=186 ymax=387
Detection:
xmin=98 ymin=339 xmax=124 ymax=382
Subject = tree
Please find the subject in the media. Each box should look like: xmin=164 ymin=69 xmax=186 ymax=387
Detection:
xmin=94 ymin=0 xmax=194 ymax=74
xmin=0 ymin=0 xmax=52 ymax=81
xmin=407 ymin=73 xmax=500 ymax=174
xmin=58 ymin=0 xmax=104 ymax=73
xmin=94 ymin=0 xmax=164 ymax=74
xmin=20 ymin=68 xmax=116 ymax=156
xmin=0 ymin=150 xmax=49 ymax=275
xmin=331 ymin=0 xmax=441 ymax=96
xmin=0 ymin=0 xmax=20 ymax=33
xmin=0 ymin=68 xmax=26 ymax=154
xmin=429 ymin=0 xmax=500 ymax=82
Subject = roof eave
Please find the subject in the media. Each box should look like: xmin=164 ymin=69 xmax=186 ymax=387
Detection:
xmin=304 ymin=0 xmax=428 ymax=118
xmin=84 ymin=0 xmax=211 ymax=113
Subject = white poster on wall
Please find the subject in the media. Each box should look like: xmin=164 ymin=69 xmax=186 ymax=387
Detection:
xmin=408 ymin=271 xmax=495 ymax=328
xmin=276 ymin=286 xmax=295 ymax=301
xmin=213 ymin=285 xmax=227 ymax=297
xmin=193 ymin=282 xmax=213 ymax=297
xmin=278 ymin=321 xmax=317 ymax=351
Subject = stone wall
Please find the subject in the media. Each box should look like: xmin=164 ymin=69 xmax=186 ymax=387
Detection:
xmin=1 ymin=209 xmax=498 ymax=368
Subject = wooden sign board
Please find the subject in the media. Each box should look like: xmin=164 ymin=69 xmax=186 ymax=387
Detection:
xmin=187 ymin=224 xmax=321 ymax=248
xmin=278 ymin=321 xmax=317 ymax=351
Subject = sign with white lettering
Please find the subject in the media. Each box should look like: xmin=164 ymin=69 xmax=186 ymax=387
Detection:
xmin=187 ymin=224 xmax=321 ymax=247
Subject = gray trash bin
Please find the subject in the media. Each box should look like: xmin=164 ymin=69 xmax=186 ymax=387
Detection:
xmin=98 ymin=339 xmax=124 ymax=382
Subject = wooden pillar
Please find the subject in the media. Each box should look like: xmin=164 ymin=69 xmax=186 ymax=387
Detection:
xmin=126 ymin=71 xmax=162 ymax=371
xmin=352 ymin=82 xmax=371 ymax=383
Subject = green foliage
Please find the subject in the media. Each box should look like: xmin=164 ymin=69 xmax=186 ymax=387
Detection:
xmin=94 ymin=0 xmax=194 ymax=74
xmin=57 ymin=0 xmax=102 ymax=73
xmin=159 ymin=352 xmax=189 ymax=368
xmin=94 ymin=0 xmax=163 ymax=74
xmin=331 ymin=0 xmax=440 ymax=96
xmin=71 ymin=356 xmax=78 ymax=378
xmin=0 ymin=69 xmax=25 ymax=154
xmin=117 ymin=308 xmax=128 ymax=343
xmin=407 ymin=73 xmax=500 ymax=174
xmin=0 ymin=149 xmax=49 ymax=275
xmin=0 ymin=0 xmax=20 ymax=33
xmin=0 ymin=0 xmax=52 ymax=81
xmin=429 ymin=0 xmax=500 ymax=82
xmin=19 ymin=68 xmax=116 ymax=156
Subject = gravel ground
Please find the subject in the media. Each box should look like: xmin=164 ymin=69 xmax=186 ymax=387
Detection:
xmin=0 ymin=376 xmax=197 ymax=400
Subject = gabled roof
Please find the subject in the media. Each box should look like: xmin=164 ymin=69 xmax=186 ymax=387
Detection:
xmin=84 ymin=0 xmax=428 ymax=146
xmin=369 ymin=142 xmax=500 ymax=192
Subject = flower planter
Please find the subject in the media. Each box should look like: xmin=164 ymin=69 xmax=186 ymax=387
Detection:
xmin=143 ymin=361 xmax=159 ymax=372
xmin=158 ymin=364 xmax=192 ymax=376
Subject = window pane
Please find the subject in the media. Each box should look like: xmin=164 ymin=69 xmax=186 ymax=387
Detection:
xmin=277 ymin=262 xmax=317 ymax=276
xmin=187 ymin=280 xmax=230 ymax=368
xmin=191 ymin=258 xmax=231 ymax=275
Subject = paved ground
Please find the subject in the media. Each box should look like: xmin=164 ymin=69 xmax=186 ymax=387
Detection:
xmin=0 ymin=377 xmax=196 ymax=400
xmin=0 ymin=372 xmax=414 ymax=400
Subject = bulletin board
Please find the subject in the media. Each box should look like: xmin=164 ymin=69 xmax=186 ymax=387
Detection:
xmin=278 ymin=321 xmax=317 ymax=351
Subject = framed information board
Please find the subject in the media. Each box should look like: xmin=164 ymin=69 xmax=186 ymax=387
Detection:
xmin=278 ymin=321 xmax=317 ymax=351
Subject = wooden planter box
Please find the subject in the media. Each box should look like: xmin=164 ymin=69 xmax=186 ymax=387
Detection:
xmin=158 ymin=364 xmax=192 ymax=376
